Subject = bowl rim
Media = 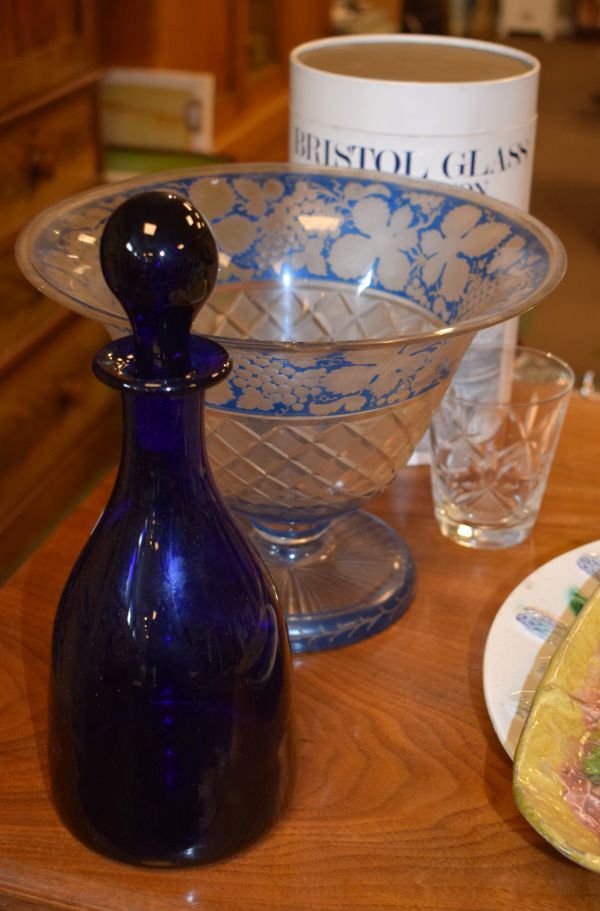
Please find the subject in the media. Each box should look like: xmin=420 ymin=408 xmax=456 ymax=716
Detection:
xmin=15 ymin=162 xmax=567 ymax=353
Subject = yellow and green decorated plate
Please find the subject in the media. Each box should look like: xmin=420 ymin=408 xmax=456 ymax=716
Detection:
xmin=484 ymin=540 xmax=600 ymax=758
xmin=514 ymin=584 xmax=600 ymax=872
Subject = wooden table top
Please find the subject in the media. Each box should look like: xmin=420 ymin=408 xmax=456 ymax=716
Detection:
xmin=2 ymin=394 xmax=600 ymax=911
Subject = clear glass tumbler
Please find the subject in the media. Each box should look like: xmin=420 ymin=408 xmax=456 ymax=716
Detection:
xmin=429 ymin=346 xmax=574 ymax=548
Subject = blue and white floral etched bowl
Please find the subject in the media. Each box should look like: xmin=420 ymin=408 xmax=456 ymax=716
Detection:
xmin=17 ymin=164 xmax=566 ymax=652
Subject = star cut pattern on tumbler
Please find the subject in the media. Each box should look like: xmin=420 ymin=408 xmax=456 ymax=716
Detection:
xmin=438 ymin=407 xmax=558 ymax=525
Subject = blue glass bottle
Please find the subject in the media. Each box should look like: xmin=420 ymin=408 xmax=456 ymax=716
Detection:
xmin=48 ymin=192 xmax=295 ymax=866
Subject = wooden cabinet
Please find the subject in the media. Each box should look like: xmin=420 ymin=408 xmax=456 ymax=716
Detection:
xmin=98 ymin=0 xmax=332 ymax=161
xmin=0 ymin=0 xmax=98 ymax=111
xmin=0 ymin=0 xmax=331 ymax=580
xmin=0 ymin=0 xmax=120 ymax=581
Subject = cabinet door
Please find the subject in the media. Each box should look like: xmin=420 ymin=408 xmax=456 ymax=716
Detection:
xmin=99 ymin=0 xmax=330 ymax=100
xmin=0 ymin=0 xmax=97 ymax=113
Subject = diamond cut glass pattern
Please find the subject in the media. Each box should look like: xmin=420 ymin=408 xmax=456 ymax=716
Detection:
xmin=205 ymin=406 xmax=419 ymax=522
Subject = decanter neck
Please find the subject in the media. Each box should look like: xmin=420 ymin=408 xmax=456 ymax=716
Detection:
xmin=92 ymin=335 xmax=231 ymax=500
xmin=113 ymin=392 xmax=211 ymax=501
xmin=121 ymin=393 xmax=205 ymax=459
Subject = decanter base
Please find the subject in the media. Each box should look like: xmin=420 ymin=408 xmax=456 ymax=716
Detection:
xmin=247 ymin=510 xmax=416 ymax=653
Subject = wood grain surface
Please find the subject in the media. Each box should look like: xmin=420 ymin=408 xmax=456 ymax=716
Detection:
xmin=1 ymin=395 xmax=600 ymax=911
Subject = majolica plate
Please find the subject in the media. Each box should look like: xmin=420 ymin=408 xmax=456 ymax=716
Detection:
xmin=483 ymin=540 xmax=600 ymax=758
xmin=513 ymin=583 xmax=600 ymax=872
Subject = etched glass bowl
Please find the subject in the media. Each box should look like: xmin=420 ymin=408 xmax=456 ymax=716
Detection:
xmin=16 ymin=165 xmax=566 ymax=652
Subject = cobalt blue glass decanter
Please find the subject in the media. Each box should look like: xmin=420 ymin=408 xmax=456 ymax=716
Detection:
xmin=48 ymin=191 xmax=295 ymax=866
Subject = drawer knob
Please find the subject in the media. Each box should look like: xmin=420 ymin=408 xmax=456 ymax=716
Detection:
xmin=27 ymin=147 xmax=55 ymax=185
xmin=57 ymin=377 xmax=82 ymax=407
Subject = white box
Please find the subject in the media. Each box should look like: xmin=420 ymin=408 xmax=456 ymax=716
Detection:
xmin=290 ymin=34 xmax=539 ymax=209
xmin=289 ymin=34 xmax=541 ymax=461
xmin=100 ymin=67 xmax=215 ymax=154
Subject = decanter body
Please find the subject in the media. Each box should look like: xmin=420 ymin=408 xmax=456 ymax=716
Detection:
xmin=48 ymin=192 xmax=295 ymax=866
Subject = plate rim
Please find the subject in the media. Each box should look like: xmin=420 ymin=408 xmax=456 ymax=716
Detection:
xmin=482 ymin=538 xmax=600 ymax=759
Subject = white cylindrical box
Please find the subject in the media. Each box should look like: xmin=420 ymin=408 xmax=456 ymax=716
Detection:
xmin=289 ymin=34 xmax=540 ymax=210
xmin=289 ymin=34 xmax=541 ymax=461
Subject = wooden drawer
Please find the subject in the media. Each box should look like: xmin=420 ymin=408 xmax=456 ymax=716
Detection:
xmin=0 ymin=243 xmax=66 ymax=373
xmin=0 ymin=89 xmax=98 ymax=245
xmin=0 ymin=315 xmax=120 ymax=580
xmin=0 ymin=0 xmax=98 ymax=114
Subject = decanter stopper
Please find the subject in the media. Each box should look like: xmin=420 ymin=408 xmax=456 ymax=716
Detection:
xmin=49 ymin=189 xmax=294 ymax=868
xmin=100 ymin=190 xmax=220 ymax=379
